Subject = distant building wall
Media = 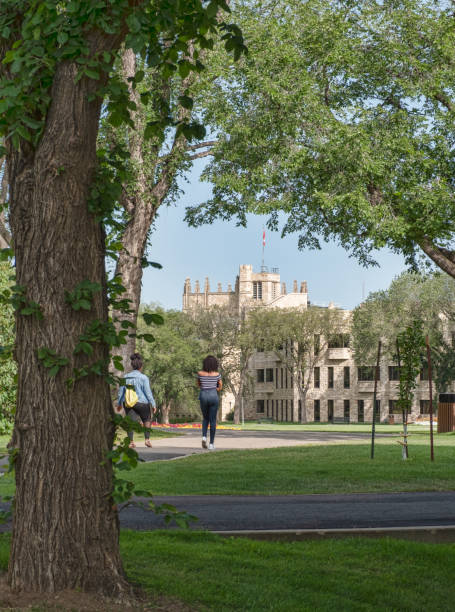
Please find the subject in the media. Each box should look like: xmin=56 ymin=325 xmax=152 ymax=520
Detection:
xmin=183 ymin=265 xmax=447 ymax=423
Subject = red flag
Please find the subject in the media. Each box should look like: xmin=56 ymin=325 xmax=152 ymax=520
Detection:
xmin=262 ymin=229 xmax=265 ymax=247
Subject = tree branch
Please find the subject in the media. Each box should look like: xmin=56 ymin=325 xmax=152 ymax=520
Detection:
xmin=189 ymin=150 xmax=214 ymax=160
xmin=186 ymin=140 xmax=218 ymax=151
xmin=418 ymin=237 xmax=455 ymax=279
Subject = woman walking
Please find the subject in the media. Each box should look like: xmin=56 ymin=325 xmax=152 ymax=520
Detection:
xmin=117 ymin=352 xmax=156 ymax=448
xmin=197 ymin=355 xmax=222 ymax=450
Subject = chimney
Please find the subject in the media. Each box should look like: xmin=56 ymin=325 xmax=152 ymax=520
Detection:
xmin=282 ymin=282 xmax=287 ymax=294
xmin=195 ymin=280 xmax=200 ymax=293
xmin=300 ymin=281 xmax=307 ymax=293
xmin=204 ymin=277 xmax=210 ymax=293
xmin=228 ymin=283 xmax=232 ymax=292
xmin=217 ymin=282 xmax=222 ymax=293
xmin=293 ymin=280 xmax=298 ymax=293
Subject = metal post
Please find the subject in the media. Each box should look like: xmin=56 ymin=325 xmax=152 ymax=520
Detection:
xmin=425 ymin=335 xmax=435 ymax=462
xmin=371 ymin=340 xmax=381 ymax=459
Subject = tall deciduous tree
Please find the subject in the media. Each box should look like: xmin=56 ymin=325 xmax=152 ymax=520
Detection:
xmin=0 ymin=0 xmax=244 ymax=596
xmin=191 ymin=305 xmax=257 ymax=424
xmin=352 ymin=272 xmax=455 ymax=394
xmin=137 ymin=307 xmax=204 ymax=423
xmin=256 ymin=307 xmax=345 ymax=422
xmin=187 ymin=0 xmax=455 ymax=279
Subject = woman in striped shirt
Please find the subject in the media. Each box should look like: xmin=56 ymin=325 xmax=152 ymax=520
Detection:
xmin=197 ymin=355 xmax=223 ymax=450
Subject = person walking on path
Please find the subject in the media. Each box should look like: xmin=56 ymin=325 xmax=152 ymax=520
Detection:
xmin=197 ymin=355 xmax=222 ymax=450
xmin=117 ymin=352 xmax=156 ymax=448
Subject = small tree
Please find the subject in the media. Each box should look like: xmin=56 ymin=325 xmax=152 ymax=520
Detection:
xmin=396 ymin=321 xmax=426 ymax=459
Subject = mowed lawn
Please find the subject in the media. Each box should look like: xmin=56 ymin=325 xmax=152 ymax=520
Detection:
xmin=124 ymin=433 xmax=455 ymax=495
xmin=1 ymin=432 xmax=454 ymax=497
xmin=1 ymin=531 xmax=455 ymax=611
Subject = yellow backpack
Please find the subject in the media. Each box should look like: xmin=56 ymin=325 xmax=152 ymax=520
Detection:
xmin=124 ymin=385 xmax=138 ymax=408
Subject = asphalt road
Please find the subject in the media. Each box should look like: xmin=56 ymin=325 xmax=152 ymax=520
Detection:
xmin=118 ymin=491 xmax=455 ymax=533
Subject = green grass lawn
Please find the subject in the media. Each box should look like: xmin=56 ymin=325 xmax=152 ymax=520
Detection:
xmin=1 ymin=531 xmax=454 ymax=610
xmin=124 ymin=434 xmax=455 ymax=495
xmin=1 ymin=433 xmax=454 ymax=498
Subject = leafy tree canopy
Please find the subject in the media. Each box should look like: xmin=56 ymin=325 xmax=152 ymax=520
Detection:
xmin=187 ymin=0 xmax=455 ymax=277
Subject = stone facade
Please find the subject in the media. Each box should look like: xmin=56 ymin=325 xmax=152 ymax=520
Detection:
xmin=184 ymin=265 xmax=443 ymax=423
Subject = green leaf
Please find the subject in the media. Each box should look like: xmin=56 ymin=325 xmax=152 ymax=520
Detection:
xmin=57 ymin=31 xmax=69 ymax=45
xmin=178 ymin=95 xmax=194 ymax=110
xmin=143 ymin=312 xmax=165 ymax=326
xmin=84 ymin=69 xmax=100 ymax=80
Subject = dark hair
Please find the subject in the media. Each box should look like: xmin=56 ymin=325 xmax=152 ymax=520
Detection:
xmin=203 ymin=355 xmax=218 ymax=372
xmin=130 ymin=353 xmax=143 ymax=370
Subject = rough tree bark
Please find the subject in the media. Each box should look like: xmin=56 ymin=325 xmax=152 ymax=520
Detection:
xmin=6 ymin=59 xmax=129 ymax=595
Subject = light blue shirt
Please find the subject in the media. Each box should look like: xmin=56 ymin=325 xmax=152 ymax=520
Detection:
xmin=118 ymin=370 xmax=156 ymax=408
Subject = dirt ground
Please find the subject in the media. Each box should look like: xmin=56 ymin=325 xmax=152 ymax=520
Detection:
xmin=0 ymin=577 xmax=197 ymax=611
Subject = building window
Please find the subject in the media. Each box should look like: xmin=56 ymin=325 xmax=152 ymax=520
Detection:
xmin=298 ymin=400 xmax=302 ymax=421
xmin=253 ymin=281 xmax=263 ymax=299
xmin=291 ymin=399 xmax=294 ymax=422
xmin=281 ymin=368 xmax=283 ymax=388
xmin=358 ymin=366 xmax=380 ymax=381
xmin=328 ymin=367 xmax=334 ymax=388
xmin=257 ymin=369 xmax=265 ymax=383
xmin=344 ymin=400 xmax=350 ymax=423
xmin=388 ymin=366 xmax=400 ymax=381
xmin=285 ymin=369 xmax=288 ymax=389
xmin=276 ymin=368 xmax=278 ymax=389
xmin=314 ymin=399 xmax=320 ymax=422
xmin=285 ymin=399 xmax=289 ymax=421
xmin=328 ymin=334 xmax=350 ymax=348
xmin=389 ymin=399 xmax=400 ymax=414
xmin=257 ymin=399 xmax=265 ymax=413
xmin=358 ymin=400 xmax=364 ymax=423
xmin=266 ymin=399 xmax=270 ymax=417
xmin=281 ymin=399 xmax=284 ymax=421
xmin=420 ymin=362 xmax=429 ymax=381
xmin=420 ymin=400 xmax=432 ymax=414
xmin=266 ymin=368 xmax=274 ymax=382
xmin=327 ymin=399 xmax=334 ymax=422
xmin=344 ymin=366 xmax=350 ymax=389
xmin=373 ymin=399 xmax=381 ymax=422
xmin=314 ymin=367 xmax=320 ymax=388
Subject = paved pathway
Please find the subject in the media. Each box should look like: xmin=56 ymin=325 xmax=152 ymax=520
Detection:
xmin=118 ymin=491 xmax=455 ymax=536
xmin=133 ymin=428 xmax=391 ymax=462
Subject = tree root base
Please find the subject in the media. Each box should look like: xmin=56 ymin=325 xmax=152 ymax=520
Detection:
xmin=0 ymin=575 xmax=195 ymax=611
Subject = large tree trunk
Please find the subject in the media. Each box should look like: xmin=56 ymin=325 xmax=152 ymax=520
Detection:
xmin=7 ymin=62 xmax=128 ymax=595
xmin=161 ymin=402 xmax=171 ymax=425
xmin=111 ymin=49 xmax=160 ymax=373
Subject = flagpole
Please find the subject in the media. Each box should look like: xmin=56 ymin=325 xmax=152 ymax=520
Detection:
xmin=262 ymin=227 xmax=265 ymax=271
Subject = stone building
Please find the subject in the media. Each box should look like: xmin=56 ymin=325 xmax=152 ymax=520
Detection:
xmin=183 ymin=264 xmax=440 ymax=423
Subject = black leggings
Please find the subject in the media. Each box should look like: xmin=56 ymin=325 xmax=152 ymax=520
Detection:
xmin=126 ymin=402 xmax=152 ymax=440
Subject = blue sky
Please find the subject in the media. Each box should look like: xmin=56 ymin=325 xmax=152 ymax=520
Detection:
xmin=141 ymin=160 xmax=408 ymax=311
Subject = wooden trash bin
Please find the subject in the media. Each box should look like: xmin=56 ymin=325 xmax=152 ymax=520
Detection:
xmin=438 ymin=393 xmax=455 ymax=433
